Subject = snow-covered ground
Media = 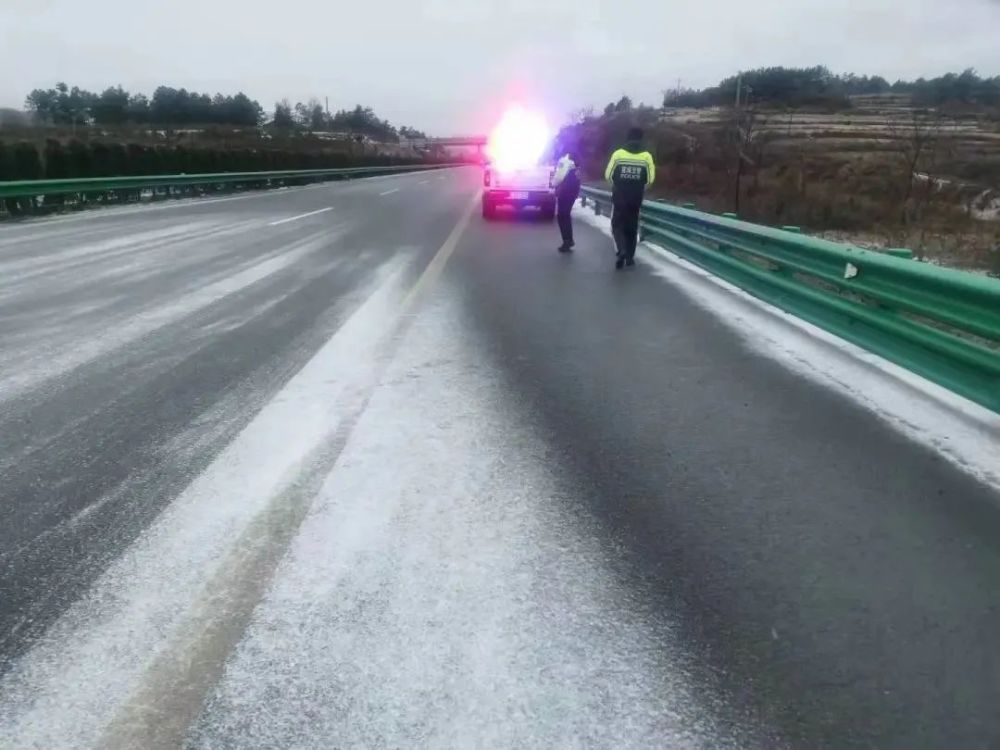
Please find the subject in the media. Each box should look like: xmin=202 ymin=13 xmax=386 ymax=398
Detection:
xmin=185 ymin=289 xmax=759 ymax=750
xmin=577 ymin=204 xmax=1000 ymax=492
xmin=0 ymin=254 xmax=411 ymax=747
xmin=0 ymin=219 xmax=345 ymax=401
xmin=0 ymin=225 xmax=770 ymax=749
xmin=1 ymin=174 xmax=995 ymax=747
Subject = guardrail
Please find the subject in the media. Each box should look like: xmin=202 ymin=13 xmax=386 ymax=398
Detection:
xmin=0 ymin=164 xmax=453 ymax=207
xmin=581 ymin=187 xmax=1000 ymax=413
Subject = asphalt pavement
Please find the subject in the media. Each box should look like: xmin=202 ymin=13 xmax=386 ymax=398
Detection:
xmin=1 ymin=167 xmax=999 ymax=748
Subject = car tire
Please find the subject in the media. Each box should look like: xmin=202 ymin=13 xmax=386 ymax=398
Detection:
xmin=540 ymin=206 xmax=556 ymax=222
xmin=482 ymin=200 xmax=497 ymax=220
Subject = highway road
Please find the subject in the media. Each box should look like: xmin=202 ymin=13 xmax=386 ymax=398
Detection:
xmin=1 ymin=167 xmax=999 ymax=748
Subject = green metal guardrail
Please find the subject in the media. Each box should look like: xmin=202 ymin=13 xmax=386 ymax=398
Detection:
xmin=0 ymin=164 xmax=453 ymax=203
xmin=581 ymin=187 xmax=1000 ymax=413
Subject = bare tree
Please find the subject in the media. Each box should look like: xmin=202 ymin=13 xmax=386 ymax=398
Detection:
xmin=750 ymin=126 xmax=774 ymax=193
xmin=887 ymin=109 xmax=945 ymax=229
xmin=728 ymin=98 xmax=768 ymax=214
xmin=684 ymin=133 xmax=702 ymax=183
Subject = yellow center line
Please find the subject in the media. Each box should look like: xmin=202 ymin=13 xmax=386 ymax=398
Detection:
xmin=98 ymin=189 xmax=480 ymax=750
xmin=399 ymin=190 xmax=479 ymax=313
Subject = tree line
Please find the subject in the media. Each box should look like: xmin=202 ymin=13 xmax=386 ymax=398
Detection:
xmin=22 ymin=83 xmax=426 ymax=141
xmin=662 ymin=67 xmax=1000 ymax=109
xmin=0 ymin=138 xmax=428 ymax=181
xmin=25 ymin=84 xmax=264 ymax=127
xmin=271 ymin=100 xmax=425 ymax=141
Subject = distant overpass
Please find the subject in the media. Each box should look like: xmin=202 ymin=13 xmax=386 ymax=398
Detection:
xmin=401 ymin=135 xmax=487 ymax=149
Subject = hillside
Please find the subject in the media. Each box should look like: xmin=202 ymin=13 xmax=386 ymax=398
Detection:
xmin=562 ymin=90 xmax=1000 ymax=274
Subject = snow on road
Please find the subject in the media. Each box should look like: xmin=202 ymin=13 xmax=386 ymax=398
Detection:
xmin=0 ymin=221 xmax=344 ymax=402
xmin=577 ymin=204 xmax=1000 ymax=492
xmin=0 ymin=253 xmax=410 ymax=748
xmin=185 ymin=288 xmax=754 ymax=750
xmin=0 ymin=215 xmax=762 ymax=748
xmin=0 ymin=219 xmax=269 ymax=285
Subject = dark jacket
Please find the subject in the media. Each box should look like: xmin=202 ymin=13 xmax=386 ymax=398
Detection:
xmin=604 ymin=143 xmax=656 ymax=206
xmin=553 ymin=154 xmax=581 ymax=201
xmin=558 ymin=168 xmax=581 ymax=201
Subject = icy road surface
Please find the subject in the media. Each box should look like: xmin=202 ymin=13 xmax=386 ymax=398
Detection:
xmin=1 ymin=168 xmax=999 ymax=748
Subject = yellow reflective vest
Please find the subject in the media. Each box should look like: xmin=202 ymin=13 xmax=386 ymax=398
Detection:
xmin=604 ymin=148 xmax=655 ymax=205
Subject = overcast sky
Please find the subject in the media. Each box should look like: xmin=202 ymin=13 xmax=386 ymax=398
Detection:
xmin=2 ymin=0 xmax=999 ymax=134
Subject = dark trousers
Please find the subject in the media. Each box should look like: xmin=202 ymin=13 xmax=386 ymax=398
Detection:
xmin=557 ymin=193 xmax=576 ymax=245
xmin=611 ymin=202 xmax=641 ymax=259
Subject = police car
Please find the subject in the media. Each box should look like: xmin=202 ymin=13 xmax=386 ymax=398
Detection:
xmin=481 ymin=161 xmax=555 ymax=221
xmin=481 ymin=105 xmax=556 ymax=221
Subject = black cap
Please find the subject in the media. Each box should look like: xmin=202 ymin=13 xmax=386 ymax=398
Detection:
xmin=627 ymin=127 xmax=644 ymax=141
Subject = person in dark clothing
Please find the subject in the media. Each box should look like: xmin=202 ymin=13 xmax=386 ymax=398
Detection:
xmin=552 ymin=152 xmax=581 ymax=252
xmin=604 ymin=127 xmax=656 ymax=268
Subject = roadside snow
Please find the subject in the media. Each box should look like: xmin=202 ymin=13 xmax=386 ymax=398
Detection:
xmin=577 ymin=203 xmax=1000 ymax=492
xmin=0 ymin=223 xmax=764 ymax=749
xmin=186 ymin=287 xmax=762 ymax=750
xmin=971 ymin=189 xmax=1000 ymax=221
xmin=0 ymin=255 xmax=411 ymax=748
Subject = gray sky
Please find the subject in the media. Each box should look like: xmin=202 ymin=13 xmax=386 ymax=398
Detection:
xmin=2 ymin=0 xmax=999 ymax=134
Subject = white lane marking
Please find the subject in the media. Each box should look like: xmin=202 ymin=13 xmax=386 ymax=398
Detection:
xmin=379 ymin=188 xmax=400 ymax=196
xmin=577 ymin=205 xmax=1000 ymax=491
xmin=0 ymin=221 xmax=220 ymax=277
xmin=0 ymin=259 xmax=409 ymax=750
xmin=0 ymin=234 xmax=328 ymax=402
xmin=0 ymin=168 xmax=467 ymax=235
xmin=0 ymin=186 xmax=326 ymax=234
xmin=0 ymin=173 xmax=427 ymax=235
xmin=0 ymin=194 xmax=481 ymax=749
xmin=100 ymin=193 xmax=480 ymax=749
xmin=268 ymin=207 xmax=334 ymax=226
xmin=416 ymin=179 xmax=429 ymax=185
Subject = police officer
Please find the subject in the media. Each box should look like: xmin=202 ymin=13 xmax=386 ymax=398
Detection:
xmin=552 ymin=151 xmax=581 ymax=253
xmin=604 ymin=127 xmax=656 ymax=268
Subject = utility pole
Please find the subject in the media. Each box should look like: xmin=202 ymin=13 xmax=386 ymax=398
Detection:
xmin=733 ymin=72 xmax=744 ymax=214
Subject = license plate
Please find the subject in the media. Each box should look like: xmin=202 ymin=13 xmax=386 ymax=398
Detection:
xmin=509 ymin=191 xmax=529 ymax=200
